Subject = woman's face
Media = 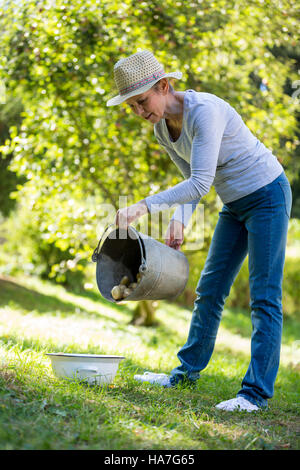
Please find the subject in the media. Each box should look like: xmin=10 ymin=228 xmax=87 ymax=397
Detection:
xmin=125 ymin=86 xmax=167 ymax=124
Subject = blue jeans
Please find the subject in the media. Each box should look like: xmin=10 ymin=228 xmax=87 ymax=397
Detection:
xmin=170 ymin=171 xmax=292 ymax=408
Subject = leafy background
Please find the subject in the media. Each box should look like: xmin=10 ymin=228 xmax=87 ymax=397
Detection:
xmin=0 ymin=0 xmax=299 ymax=316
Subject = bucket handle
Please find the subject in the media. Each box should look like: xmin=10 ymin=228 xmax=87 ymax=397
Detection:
xmin=76 ymin=368 xmax=98 ymax=374
xmin=92 ymin=223 xmax=147 ymax=272
xmin=92 ymin=223 xmax=114 ymax=262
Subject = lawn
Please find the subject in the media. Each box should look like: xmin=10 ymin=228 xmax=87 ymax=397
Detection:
xmin=0 ymin=274 xmax=299 ymax=450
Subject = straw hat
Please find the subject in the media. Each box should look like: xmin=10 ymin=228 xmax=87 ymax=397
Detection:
xmin=106 ymin=50 xmax=182 ymax=106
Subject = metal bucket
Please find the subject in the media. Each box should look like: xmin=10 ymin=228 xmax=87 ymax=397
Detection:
xmin=92 ymin=224 xmax=189 ymax=302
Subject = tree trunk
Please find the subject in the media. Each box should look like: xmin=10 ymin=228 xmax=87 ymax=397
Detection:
xmin=130 ymin=300 xmax=159 ymax=326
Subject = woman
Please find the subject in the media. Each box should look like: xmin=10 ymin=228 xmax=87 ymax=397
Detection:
xmin=106 ymin=50 xmax=292 ymax=412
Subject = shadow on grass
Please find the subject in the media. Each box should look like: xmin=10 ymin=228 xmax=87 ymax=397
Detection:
xmin=0 ymin=277 xmax=79 ymax=314
xmin=65 ymin=283 xmax=133 ymax=316
xmin=0 ymin=277 xmax=133 ymax=321
xmin=0 ymin=276 xmax=188 ymax=348
xmin=1 ymin=275 xmax=299 ymax=366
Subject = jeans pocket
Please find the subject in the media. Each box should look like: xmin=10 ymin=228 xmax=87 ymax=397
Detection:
xmin=278 ymin=180 xmax=292 ymax=218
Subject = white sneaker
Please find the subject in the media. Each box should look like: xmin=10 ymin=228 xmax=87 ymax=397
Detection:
xmin=215 ymin=396 xmax=260 ymax=412
xmin=133 ymin=371 xmax=172 ymax=388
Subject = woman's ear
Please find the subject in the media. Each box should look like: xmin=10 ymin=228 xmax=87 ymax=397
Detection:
xmin=154 ymin=78 xmax=169 ymax=95
xmin=160 ymin=78 xmax=170 ymax=94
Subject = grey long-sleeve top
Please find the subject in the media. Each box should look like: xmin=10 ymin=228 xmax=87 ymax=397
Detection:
xmin=144 ymin=90 xmax=283 ymax=227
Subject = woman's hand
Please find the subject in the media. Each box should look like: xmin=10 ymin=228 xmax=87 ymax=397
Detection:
xmin=115 ymin=200 xmax=148 ymax=229
xmin=165 ymin=219 xmax=184 ymax=250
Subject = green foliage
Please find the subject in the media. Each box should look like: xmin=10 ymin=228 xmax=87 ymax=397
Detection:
xmin=0 ymin=0 xmax=299 ymax=288
xmin=0 ymin=193 xmax=91 ymax=286
xmin=0 ymin=155 xmax=21 ymax=217
xmin=0 ymin=95 xmax=25 ymax=217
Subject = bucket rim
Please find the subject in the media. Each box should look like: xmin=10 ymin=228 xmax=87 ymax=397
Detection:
xmin=92 ymin=224 xmax=146 ymax=266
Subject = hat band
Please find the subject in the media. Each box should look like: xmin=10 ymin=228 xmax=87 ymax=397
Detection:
xmin=119 ymin=69 xmax=165 ymax=96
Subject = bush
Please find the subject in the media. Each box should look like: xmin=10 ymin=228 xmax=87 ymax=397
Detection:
xmin=0 ymin=204 xmax=87 ymax=288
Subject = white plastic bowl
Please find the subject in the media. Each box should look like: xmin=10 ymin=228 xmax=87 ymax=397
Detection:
xmin=46 ymin=353 xmax=125 ymax=385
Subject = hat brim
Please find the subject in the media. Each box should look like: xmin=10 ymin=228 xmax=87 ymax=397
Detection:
xmin=106 ymin=71 xmax=183 ymax=107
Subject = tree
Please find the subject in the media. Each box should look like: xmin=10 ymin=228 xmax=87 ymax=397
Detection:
xmin=0 ymin=0 xmax=299 ymax=325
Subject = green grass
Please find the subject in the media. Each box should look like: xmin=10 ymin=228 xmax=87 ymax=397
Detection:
xmin=0 ymin=274 xmax=299 ymax=450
